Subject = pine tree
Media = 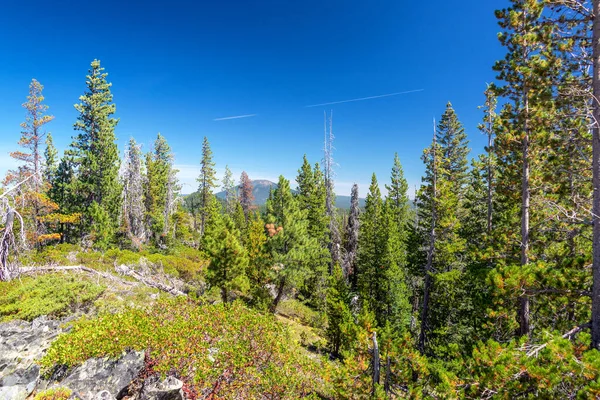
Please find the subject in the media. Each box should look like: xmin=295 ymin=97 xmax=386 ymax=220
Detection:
xmin=44 ymin=132 xmax=58 ymax=184
xmin=416 ymin=114 xmax=468 ymax=354
xmin=436 ymin=102 xmax=470 ymax=193
xmin=266 ymin=175 xmax=320 ymax=312
xmin=295 ymin=156 xmax=330 ymax=306
xmin=122 ymin=138 xmax=146 ymax=244
xmin=71 ymin=59 xmax=121 ymax=240
xmin=239 ymin=171 xmax=255 ymax=219
xmin=383 ymin=154 xmax=412 ymax=331
xmin=356 ymin=174 xmax=385 ymax=318
xmin=145 ymin=133 xmax=176 ymax=244
xmin=205 ymin=214 xmax=249 ymax=303
xmin=326 ymin=263 xmax=355 ymax=356
xmin=493 ymin=0 xmax=556 ymax=337
xmin=47 ymin=151 xmax=81 ymax=243
xmin=222 ymin=165 xmax=237 ymax=215
xmin=197 ymin=137 xmax=217 ymax=236
xmin=246 ymin=212 xmax=271 ymax=309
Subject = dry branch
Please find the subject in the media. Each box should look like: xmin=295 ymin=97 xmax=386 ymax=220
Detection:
xmin=17 ymin=264 xmax=186 ymax=297
xmin=526 ymin=322 xmax=591 ymax=357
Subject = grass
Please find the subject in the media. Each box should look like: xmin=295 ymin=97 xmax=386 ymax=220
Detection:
xmin=0 ymin=274 xmax=104 ymax=322
xmin=41 ymin=298 xmax=329 ymax=399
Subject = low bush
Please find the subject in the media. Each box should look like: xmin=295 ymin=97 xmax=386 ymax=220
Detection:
xmin=0 ymin=274 xmax=104 ymax=322
xmin=41 ymin=298 xmax=327 ymax=398
xmin=34 ymin=387 xmax=72 ymax=400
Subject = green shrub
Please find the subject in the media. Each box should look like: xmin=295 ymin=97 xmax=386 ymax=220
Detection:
xmin=278 ymin=299 xmax=325 ymax=329
xmin=34 ymin=387 xmax=72 ymax=400
xmin=41 ymin=298 xmax=327 ymax=398
xmin=0 ymin=274 xmax=104 ymax=322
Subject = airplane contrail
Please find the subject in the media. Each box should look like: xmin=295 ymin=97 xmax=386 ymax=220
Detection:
xmin=304 ymin=89 xmax=424 ymax=108
xmin=213 ymin=114 xmax=257 ymax=121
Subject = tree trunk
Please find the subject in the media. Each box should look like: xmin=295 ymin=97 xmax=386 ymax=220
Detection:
xmin=519 ymin=88 xmax=531 ymax=337
xmin=0 ymin=207 xmax=16 ymax=282
xmin=487 ymin=114 xmax=493 ymax=235
xmin=372 ymin=332 xmax=380 ymax=396
xmin=270 ymin=277 xmax=286 ymax=313
xmin=592 ymin=0 xmax=600 ymax=350
xmin=221 ymin=287 xmax=228 ymax=303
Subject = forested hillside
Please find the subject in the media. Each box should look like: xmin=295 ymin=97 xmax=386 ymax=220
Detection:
xmin=3 ymin=1 xmax=600 ymax=399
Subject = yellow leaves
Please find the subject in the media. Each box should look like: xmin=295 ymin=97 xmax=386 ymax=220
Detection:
xmin=37 ymin=233 xmax=61 ymax=243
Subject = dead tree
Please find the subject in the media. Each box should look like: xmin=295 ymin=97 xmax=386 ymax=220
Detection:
xmin=372 ymin=331 xmax=380 ymax=396
xmin=592 ymin=0 xmax=600 ymax=350
xmin=0 ymin=199 xmax=25 ymax=281
xmin=324 ymin=111 xmax=342 ymax=272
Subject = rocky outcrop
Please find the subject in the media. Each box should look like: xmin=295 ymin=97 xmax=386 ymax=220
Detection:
xmin=0 ymin=315 xmax=145 ymax=400
xmin=0 ymin=316 xmax=64 ymax=400
xmin=42 ymin=350 xmax=145 ymax=400
xmin=141 ymin=376 xmax=184 ymax=400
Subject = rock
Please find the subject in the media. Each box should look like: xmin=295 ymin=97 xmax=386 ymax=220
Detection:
xmin=94 ymin=390 xmax=116 ymax=400
xmin=0 ymin=316 xmax=63 ymax=400
xmin=46 ymin=350 xmax=145 ymax=400
xmin=141 ymin=375 xmax=184 ymax=400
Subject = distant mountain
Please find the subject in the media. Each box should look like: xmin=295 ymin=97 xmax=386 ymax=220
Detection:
xmin=215 ymin=179 xmax=276 ymax=205
xmin=215 ymin=179 xmax=365 ymax=209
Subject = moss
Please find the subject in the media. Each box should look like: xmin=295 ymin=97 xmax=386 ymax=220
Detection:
xmin=0 ymin=274 xmax=104 ymax=322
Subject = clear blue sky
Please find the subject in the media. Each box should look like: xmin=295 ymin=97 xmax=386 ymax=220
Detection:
xmin=0 ymin=0 xmax=508 ymax=196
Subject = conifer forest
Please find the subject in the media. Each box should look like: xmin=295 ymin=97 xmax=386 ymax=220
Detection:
xmin=5 ymin=1 xmax=600 ymax=399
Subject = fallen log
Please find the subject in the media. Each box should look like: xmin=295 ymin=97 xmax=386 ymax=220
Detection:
xmin=18 ymin=264 xmax=186 ymax=297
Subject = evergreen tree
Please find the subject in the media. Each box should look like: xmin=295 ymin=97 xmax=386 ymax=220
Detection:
xmin=416 ymin=114 xmax=468 ymax=354
xmin=436 ymin=102 xmax=470 ymax=193
xmin=493 ymin=0 xmax=557 ymax=337
xmin=222 ymin=165 xmax=237 ymax=215
xmin=145 ymin=133 xmax=176 ymax=244
xmin=44 ymin=132 xmax=58 ymax=184
xmin=356 ymin=174 xmax=385 ymax=319
xmin=205 ymin=214 xmax=249 ymax=303
xmin=246 ymin=212 xmax=271 ymax=309
xmin=71 ymin=59 xmax=121 ymax=240
xmin=326 ymin=263 xmax=355 ymax=356
xmin=266 ymin=176 xmax=320 ymax=312
xmin=197 ymin=137 xmax=218 ymax=236
xmin=295 ymin=156 xmax=330 ymax=307
xmin=383 ymin=154 xmax=412 ymax=331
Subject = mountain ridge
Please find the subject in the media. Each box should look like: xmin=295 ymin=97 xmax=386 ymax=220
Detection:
xmin=214 ymin=179 xmax=365 ymax=209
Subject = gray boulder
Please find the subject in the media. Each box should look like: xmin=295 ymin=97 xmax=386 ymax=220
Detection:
xmin=94 ymin=390 xmax=116 ymax=400
xmin=0 ymin=316 xmax=63 ymax=400
xmin=141 ymin=375 xmax=184 ymax=400
xmin=45 ymin=350 xmax=145 ymax=399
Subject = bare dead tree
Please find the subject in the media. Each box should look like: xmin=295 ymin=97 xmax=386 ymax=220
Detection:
xmin=372 ymin=331 xmax=380 ymax=396
xmin=343 ymin=183 xmax=360 ymax=286
xmin=324 ymin=111 xmax=341 ymax=272
xmin=592 ymin=0 xmax=600 ymax=350
xmin=0 ymin=197 xmax=26 ymax=281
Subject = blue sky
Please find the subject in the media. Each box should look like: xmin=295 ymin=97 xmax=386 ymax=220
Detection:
xmin=0 ymin=0 xmax=508 ymax=196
